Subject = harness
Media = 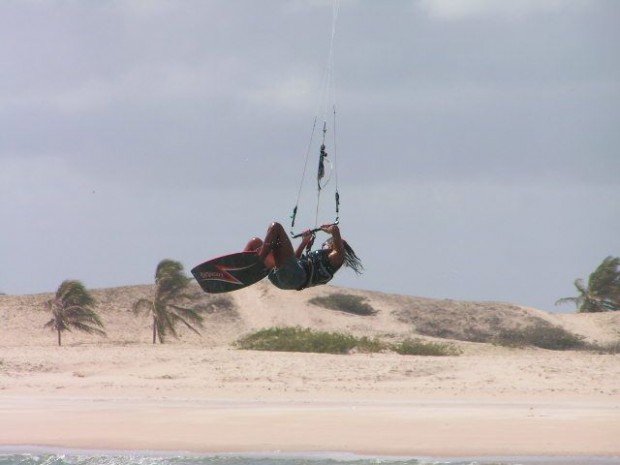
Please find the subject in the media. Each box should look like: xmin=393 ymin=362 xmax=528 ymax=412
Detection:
xmin=298 ymin=249 xmax=338 ymax=290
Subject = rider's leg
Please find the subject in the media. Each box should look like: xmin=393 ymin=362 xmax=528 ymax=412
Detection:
xmin=258 ymin=222 xmax=295 ymax=267
xmin=244 ymin=237 xmax=263 ymax=252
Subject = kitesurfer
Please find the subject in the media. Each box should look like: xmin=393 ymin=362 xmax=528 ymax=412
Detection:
xmin=243 ymin=222 xmax=362 ymax=291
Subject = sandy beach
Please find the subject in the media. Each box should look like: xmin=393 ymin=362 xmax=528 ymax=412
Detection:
xmin=1 ymin=282 xmax=619 ymax=457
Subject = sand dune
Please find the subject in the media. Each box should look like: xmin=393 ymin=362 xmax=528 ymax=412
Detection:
xmin=2 ymin=281 xmax=618 ymax=347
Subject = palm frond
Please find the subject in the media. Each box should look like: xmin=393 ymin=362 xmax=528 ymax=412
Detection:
xmin=56 ymin=280 xmax=96 ymax=308
xmin=589 ymin=256 xmax=620 ymax=294
xmin=132 ymin=298 xmax=154 ymax=315
xmin=598 ymin=299 xmax=620 ymax=311
xmin=135 ymin=259 xmax=208 ymax=343
xmin=44 ymin=280 xmax=104 ymax=343
xmin=64 ymin=309 xmax=102 ymax=327
xmin=554 ymin=296 xmax=580 ymax=307
xmin=573 ymin=278 xmax=587 ymax=295
xmin=155 ymin=259 xmax=191 ymax=302
xmin=156 ymin=314 xmax=173 ymax=343
xmin=168 ymin=312 xmax=202 ymax=336
xmin=69 ymin=321 xmax=107 ymax=337
xmin=156 ymin=308 xmax=179 ymax=342
xmin=169 ymin=305 xmax=204 ymax=326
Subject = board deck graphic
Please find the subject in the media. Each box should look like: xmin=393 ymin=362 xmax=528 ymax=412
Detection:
xmin=191 ymin=252 xmax=269 ymax=293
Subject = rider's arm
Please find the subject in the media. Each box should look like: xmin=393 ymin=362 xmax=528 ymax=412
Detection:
xmin=295 ymin=231 xmax=315 ymax=258
xmin=321 ymin=224 xmax=345 ymax=268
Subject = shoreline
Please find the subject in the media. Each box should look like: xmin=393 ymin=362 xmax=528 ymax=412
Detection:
xmin=1 ymin=396 xmax=619 ymax=457
xmin=1 ymin=447 xmax=619 ymax=465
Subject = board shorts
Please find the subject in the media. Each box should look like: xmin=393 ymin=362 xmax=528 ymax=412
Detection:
xmin=268 ymin=256 xmax=307 ymax=290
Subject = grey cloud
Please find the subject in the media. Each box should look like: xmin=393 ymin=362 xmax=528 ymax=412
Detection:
xmin=0 ymin=1 xmax=618 ymax=310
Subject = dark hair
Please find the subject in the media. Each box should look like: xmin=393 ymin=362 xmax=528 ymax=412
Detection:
xmin=324 ymin=238 xmax=364 ymax=275
xmin=342 ymin=240 xmax=364 ymax=275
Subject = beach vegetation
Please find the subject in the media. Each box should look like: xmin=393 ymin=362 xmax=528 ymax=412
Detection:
xmin=392 ymin=338 xmax=461 ymax=356
xmin=236 ymin=327 xmax=360 ymax=354
xmin=236 ymin=327 xmax=460 ymax=356
xmin=395 ymin=300 xmax=592 ymax=351
xmin=556 ymin=256 xmax=620 ymax=312
xmin=493 ymin=324 xmax=586 ymax=351
xmin=355 ymin=336 xmax=390 ymax=353
xmin=395 ymin=300 xmax=545 ymax=344
xmin=44 ymin=280 xmax=106 ymax=346
xmin=308 ymin=293 xmax=377 ymax=316
xmin=132 ymin=259 xmax=206 ymax=343
xmin=588 ymin=340 xmax=620 ymax=354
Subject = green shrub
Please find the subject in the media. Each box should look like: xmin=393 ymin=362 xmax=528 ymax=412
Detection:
xmin=236 ymin=327 xmax=360 ymax=354
xmin=236 ymin=327 xmax=461 ymax=357
xmin=494 ymin=324 xmax=586 ymax=351
xmin=356 ymin=336 xmax=389 ymax=353
xmin=309 ymin=293 xmax=377 ymax=316
xmin=392 ymin=338 xmax=461 ymax=356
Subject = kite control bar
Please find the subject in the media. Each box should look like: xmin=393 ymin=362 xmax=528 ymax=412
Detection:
xmin=291 ymin=220 xmax=339 ymax=239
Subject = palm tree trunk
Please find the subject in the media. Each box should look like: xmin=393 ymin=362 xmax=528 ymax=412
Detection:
xmin=152 ymin=318 xmax=157 ymax=344
xmin=57 ymin=329 xmax=62 ymax=347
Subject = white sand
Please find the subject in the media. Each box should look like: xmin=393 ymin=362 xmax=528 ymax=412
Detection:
xmin=0 ymin=282 xmax=619 ymax=456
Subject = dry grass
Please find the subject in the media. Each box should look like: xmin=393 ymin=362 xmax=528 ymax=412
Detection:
xmin=308 ymin=292 xmax=378 ymax=316
xmin=493 ymin=324 xmax=586 ymax=350
xmin=396 ymin=299 xmax=549 ymax=342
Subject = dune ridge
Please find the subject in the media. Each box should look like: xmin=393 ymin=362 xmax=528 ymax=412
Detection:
xmin=2 ymin=281 xmax=618 ymax=347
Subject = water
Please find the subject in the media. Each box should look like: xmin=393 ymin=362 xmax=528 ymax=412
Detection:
xmin=0 ymin=451 xmax=618 ymax=465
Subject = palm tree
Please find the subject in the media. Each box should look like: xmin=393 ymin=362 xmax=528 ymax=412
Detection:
xmin=44 ymin=280 xmax=106 ymax=346
xmin=556 ymin=256 xmax=620 ymax=312
xmin=133 ymin=259 xmax=205 ymax=343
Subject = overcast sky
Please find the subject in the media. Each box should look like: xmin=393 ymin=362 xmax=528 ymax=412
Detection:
xmin=1 ymin=0 xmax=618 ymax=312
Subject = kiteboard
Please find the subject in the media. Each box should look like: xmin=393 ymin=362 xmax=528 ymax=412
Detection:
xmin=191 ymin=252 xmax=269 ymax=294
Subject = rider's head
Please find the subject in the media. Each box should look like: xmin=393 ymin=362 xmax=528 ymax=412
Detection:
xmin=322 ymin=237 xmax=364 ymax=275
